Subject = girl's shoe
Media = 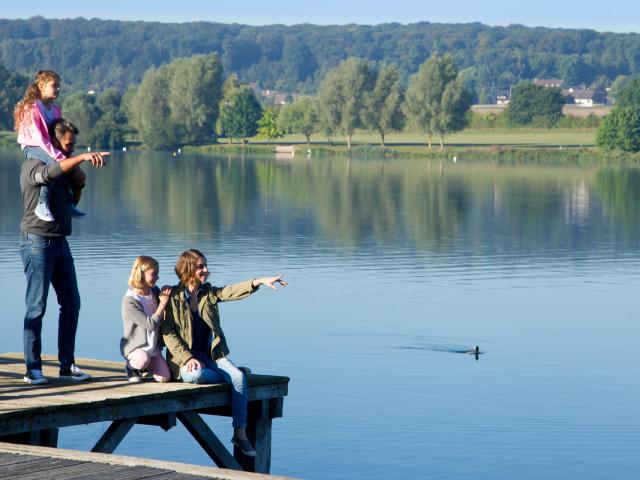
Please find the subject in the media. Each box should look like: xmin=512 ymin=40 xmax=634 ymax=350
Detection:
xmin=35 ymin=201 xmax=55 ymax=222
xmin=71 ymin=206 xmax=86 ymax=217
xmin=125 ymin=365 xmax=143 ymax=383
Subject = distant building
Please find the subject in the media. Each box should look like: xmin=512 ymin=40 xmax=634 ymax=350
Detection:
xmin=533 ymin=78 xmax=565 ymax=88
xmin=496 ymin=93 xmax=510 ymax=105
xmin=253 ymin=87 xmax=299 ymax=106
xmin=561 ymin=88 xmax=607 ymax=107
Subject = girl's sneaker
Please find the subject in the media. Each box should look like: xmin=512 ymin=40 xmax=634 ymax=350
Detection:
xmin=34 ymin=201 xmax=55 ymax=222
xmin=71 ymin=205 xmax=86 ymax=217
xmin=24 ymin=369 xmax=48 ymax=385
xmin=125 ymin=365 xmax=143 ymax=382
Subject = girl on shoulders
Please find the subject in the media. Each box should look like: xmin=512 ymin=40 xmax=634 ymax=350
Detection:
xmin=14 ymin=70 xmax=86 ymax=222
xmin=120 ymin=256 xmax=172 ymax=383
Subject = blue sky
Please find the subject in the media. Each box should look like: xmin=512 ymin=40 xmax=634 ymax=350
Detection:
xmin=3 ymin=0 xmax=639 ymax=33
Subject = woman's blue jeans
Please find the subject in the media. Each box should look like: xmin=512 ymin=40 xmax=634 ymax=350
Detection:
xmin=19 ymin=232 xmax=80 ymax=371
xmin=180 ymin=355 xmax=248 ymax=428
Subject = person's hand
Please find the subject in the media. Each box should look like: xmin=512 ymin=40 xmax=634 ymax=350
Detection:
xmin=253 ymin=274 xmax=288 ymax=290
xmin=185 ymin=357 xmax=203 ymax=373
xmin=158 ymin=286 xmax=172 ymax=307
xmin=83 ymin=151 xmax=110 ymax=167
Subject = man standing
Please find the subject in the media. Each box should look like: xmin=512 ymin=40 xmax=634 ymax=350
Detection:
xmin=20 ymin=118 xmax=109 ymax=384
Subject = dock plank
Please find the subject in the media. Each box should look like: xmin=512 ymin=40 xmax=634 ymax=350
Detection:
xmin=0 ymin=443 xmax=294 ymax=479
xmin=0 ymin=353 xmax=288 ymax=437
xmin=0 ymin=353 xmax=289 ymax=476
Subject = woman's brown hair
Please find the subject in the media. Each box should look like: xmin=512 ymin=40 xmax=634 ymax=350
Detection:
xmin=13 ymin=70 xmax=61 ymax=131
xmin=175 ymin=249 xmax=207 ymax=286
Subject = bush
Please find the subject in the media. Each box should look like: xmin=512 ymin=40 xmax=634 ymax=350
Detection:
xmin=596 ymin=106 xmax=640 ymax=152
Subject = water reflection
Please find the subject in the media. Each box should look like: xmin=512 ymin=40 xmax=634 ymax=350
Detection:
xmin=3 ymin=150 xmax=640 ymax=255
xmin=1 ymin=149 xmax=639 ymax=479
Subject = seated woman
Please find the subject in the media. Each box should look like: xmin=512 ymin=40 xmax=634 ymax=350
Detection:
xmin=162 ymin=249 xmax=287 ymax=458
xmin=120 ymin=256 xmax=172 ymax=383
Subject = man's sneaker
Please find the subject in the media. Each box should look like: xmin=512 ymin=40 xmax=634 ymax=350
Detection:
xmin=59 ymin=364 xmax=91 ymax=381
xmin=71 ymin=205 xmax=86 ymax=218
xmin=24 ymin=369 xmax=48 ymax=385
xmin=34 ymin=201 xmax=55 ymax=222
xmin=125 ymin=365 xmax=143 ymax=383
xmin=231 ymin=436 xmax=256 ymax=457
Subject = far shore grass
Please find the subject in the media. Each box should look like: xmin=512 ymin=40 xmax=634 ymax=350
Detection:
xmin=4 ymin=128 xmax=639 ymax=164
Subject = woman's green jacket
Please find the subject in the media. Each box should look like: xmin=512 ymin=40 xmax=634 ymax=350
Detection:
xmin=162 ymin=279 xmax=257 ymax=379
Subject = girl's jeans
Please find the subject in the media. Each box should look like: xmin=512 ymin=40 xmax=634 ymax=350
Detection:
xmin=180 ymin=355 xmax=248 ymax=428
xmin=23 ymin=146 xmax=53 ymax=204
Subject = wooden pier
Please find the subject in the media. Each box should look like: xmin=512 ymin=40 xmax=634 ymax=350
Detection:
xmin=0 ymin=353 xmax=289 ymax=475
xmin=0 ymin=442 xmax=291 ymax=479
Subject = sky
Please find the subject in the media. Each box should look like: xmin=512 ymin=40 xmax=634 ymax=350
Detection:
xmin=2 ymin=0 xmax=639 ymax=34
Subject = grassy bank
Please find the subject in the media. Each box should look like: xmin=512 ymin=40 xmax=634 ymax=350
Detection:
xmin=6 ymin=128 xmax=638 ymax=164
xmin=187 ymin=143 xmax=640 ymax=165
xmin=186 ymin=128 xmax=640 ymax=165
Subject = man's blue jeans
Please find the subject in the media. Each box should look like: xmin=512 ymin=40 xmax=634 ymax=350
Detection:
xmin=180 ymin=355 xmax=248 ymax=428
xmin=20 ymin=232 xmax=80 ymax=371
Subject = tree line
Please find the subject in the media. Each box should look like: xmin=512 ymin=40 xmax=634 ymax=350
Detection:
xmin=3 ymin=17 xmax=640 ymax=101
xmin=2 ymin=50 xmax=639 ymax=152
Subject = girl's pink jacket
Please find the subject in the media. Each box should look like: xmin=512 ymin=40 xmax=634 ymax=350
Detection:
xmin=17 ymin=101 xmax=65 ymax=161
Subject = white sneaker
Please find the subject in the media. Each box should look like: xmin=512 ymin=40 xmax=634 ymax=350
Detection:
xmin=59 ymin=364 xmax=91 ymax=381
xmin=24 ymin=369 xmax=48 ymax=385
xmin=34 ymin=201 xmax=55 ymax=222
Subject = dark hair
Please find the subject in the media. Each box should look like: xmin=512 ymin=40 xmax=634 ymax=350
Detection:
xmin=48 ymin=118 xmax=79 ymax=144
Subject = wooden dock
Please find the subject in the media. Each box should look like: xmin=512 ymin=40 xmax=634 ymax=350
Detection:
xmin=0 ymin=353 xmax=289 ymax=475
xmin=0 ymin=442 xmax=291 ymax=479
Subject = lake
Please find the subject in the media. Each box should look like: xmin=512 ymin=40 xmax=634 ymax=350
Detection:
xmin=0 ymin=148 xmax=638 ymax=479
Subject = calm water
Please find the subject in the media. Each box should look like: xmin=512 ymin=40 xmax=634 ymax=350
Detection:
xmin=0 ymin=148 xmax=639 ymax=479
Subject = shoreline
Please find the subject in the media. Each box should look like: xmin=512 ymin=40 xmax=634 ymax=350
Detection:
xmin=5 ymin=129 xmax=640 ymax=164
xmin=184 ymin=143 xmax=640 ymax=165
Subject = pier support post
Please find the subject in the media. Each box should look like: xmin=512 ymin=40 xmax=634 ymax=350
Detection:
xmin=0 ymin=428 xmax=59 ymax=448
xmin=235 ymin=397 xmax=283 ymax=473
xmin=91 ymin=417 xmax=138 ymax=453
xmin=177 ymin=410 xmax=242 ymax=471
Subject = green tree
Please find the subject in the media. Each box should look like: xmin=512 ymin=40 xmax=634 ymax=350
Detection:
xmin=362 ymin=65 xmax=404 ymax=147
xmin=317 ymin=58 xmax=375 ymax=149
xmin=167 ymin=54 xmax=224 ymax=144
xmin=278 ymin=96 xmax=319 ymax=145
xmin=257 ymin=107 xmax=283 ymax=144
xmin=130 ymin=65 xmax=178 ymax=150
xmin=433 ymin=78 xmax=472 ymax=147
xmin=131 ymin=53 xmax=224 ymax=149
xmin=281 ymin=36 xmax=318 ymax=85
xmin=404 ymin=55 xmax=471 ymax=149
xmin=0 ymin=64 xmax=27 ymax=131
xmin=614 ymin=76 xmax=640 ymax=108
xmin=216 ymin=75 xmax=241 ymax=142
xmin=596 ymin=107 xmax=640 ymax=152
xmin=90 ymin=88 xmax=127 ymax=149
xmin=218 ymin=87 xmax=262 ymax=144
xmin=62 ymin=92 xmax=101 ymax=147
xmin=610 ymin=75 xmax=631 ymax=102
xmin=506 ymin=82 xmax=565 ymax=127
